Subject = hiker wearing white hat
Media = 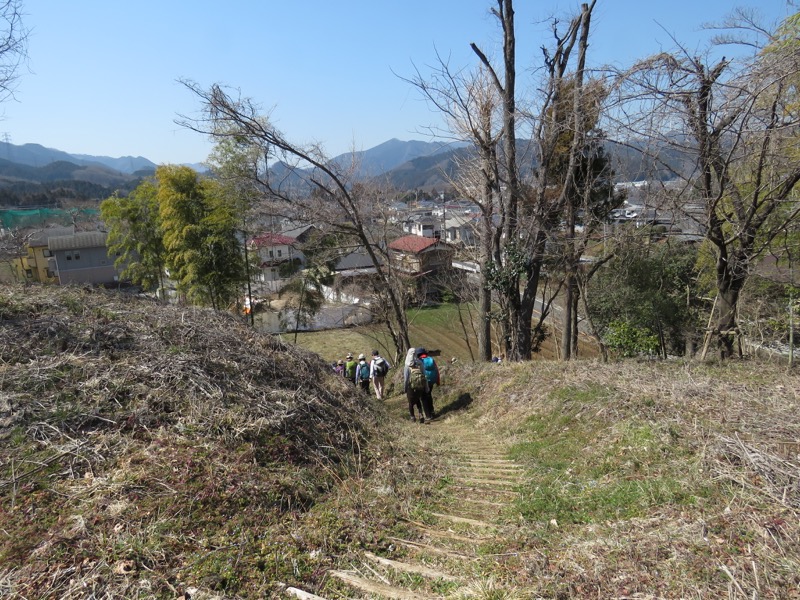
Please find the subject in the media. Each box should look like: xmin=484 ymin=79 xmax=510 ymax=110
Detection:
xmin=356 ymin=353 xmax=370 ymax=392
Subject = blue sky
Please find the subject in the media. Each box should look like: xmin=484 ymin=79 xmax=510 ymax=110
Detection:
xmin=2 ymin=1 xmax=793 ymax=165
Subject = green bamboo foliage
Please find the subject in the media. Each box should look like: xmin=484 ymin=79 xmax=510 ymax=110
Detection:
xmin=101 ymin=179 xmax=166 ymax=293
xmin=103 ymin=165 xmax=248 ymax=310
xmin=157 ymin=165 xmax=246 ymax=309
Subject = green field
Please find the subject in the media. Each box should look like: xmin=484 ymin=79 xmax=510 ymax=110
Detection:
xmin=289 ymin=302 xmax=579 ymax=364
xmin=291 ymin=303 xmax=484 ymax=365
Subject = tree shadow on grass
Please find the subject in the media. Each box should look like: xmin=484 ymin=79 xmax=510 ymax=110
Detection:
xmin=435 ymin=392 xmax=473 ymax=419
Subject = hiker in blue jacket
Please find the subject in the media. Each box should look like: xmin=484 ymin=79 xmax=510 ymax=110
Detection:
xmin=416 ymin=348 xmax=440 ymax=420
xmin=355 ymin=353 xmax=371 ymax=392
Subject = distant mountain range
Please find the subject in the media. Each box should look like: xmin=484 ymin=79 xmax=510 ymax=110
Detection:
xmin=0 ymin=139 xmax=471 ymax=207
xmin=0 ymin=142 xmax=160 ymax=175
xmin=0 ymin=138 xmax=463 ymax=181
xmin=0 ymin=138 xmax=686 ymax=209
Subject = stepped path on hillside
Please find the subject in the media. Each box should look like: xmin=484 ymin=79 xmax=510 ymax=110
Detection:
xmin=284 ymin=406 xmax=532 ymax=600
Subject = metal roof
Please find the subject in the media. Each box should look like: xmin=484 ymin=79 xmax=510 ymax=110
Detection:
xmin=29 ymin=226 xmax=75 ymax=247
xmin=48 ymin=231 xmax=108 ymax=251
xmin=388 ymin=235 xmax=447 ymax=254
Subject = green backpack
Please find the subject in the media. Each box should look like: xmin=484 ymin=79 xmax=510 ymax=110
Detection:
xmin=409 ymin=362 xmax=428 ymax=393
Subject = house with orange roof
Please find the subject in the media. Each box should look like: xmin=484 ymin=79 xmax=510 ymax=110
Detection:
xmin=388 ymin=234 xmax=454 ymax=303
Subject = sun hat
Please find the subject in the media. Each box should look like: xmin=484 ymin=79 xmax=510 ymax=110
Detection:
xmin=337 ymin=359 xmax=344 ymax=365
xmin=358 ymin=353 xmax=366 ymax=360
xmin=346 ymin=353 xmax=353 ymax=359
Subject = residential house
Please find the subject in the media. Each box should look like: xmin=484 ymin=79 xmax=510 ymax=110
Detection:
xmin=403 ymin=213 xmax=442 ymax=239
xmin=443 ymin=213 xmax=478 ymax=247
xmin=325 ymin=249 xmax=382 ymax=304
xmin=48 ymin=231 xmax=122 ymax=285
xmin=281 ymin=224 xmax=319 ymax=245
xmin=250 ymin=232 xmax=300 ymax=291
xmin=13 ymin=226 xmax=75 ymax=283
xmin=388 ymin=234 xmax=454 ymax=303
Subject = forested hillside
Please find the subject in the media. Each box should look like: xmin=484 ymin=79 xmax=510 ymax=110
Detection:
xmin=0 ymin=158 xmax=146 ymax=207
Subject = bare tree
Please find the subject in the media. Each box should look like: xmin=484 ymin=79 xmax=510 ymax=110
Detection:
xmin=405 ymin=58 xmax=502 ymax=361
xmin=409 ymin=0 xmax=603 ymax=361
xmin=470 ymin=0 xmax=528 ymax=360
xmin=513 ymin=0 xmax=601 ymax=360
xmin=613 ymin=11 xmax=800 ymax=358
xmin=0 ymin=0 xmax=26 ymax=102
xmin=176 ymin=82 xmax=412 ymax=357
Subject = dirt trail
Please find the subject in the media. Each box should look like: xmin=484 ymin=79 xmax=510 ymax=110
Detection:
xmin=285 ymin=406 xmax=530 ymax=599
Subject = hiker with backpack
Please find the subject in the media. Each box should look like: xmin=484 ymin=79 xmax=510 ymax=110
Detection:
xmin=344 ymin=353 xmax=358 ymax=385
xmin=369 ymin=350 xmax=391 ymax=400
xmin=356 ymin=353 xmax=371 ymax=392
xmin=403 ymin=347 xmax=429 ymax=423
xmin=416 ymin=348 xmax=440 ymax=420
xmin=333 ymin=359 xmax=346 ymax=377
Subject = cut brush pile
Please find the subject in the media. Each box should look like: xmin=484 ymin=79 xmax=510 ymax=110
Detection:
xmin=0 ymin=284 xmax=407 ymax=599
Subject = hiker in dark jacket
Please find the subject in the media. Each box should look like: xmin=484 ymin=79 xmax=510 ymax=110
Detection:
xmin=403 ymin=347 xmax=428 ymax=423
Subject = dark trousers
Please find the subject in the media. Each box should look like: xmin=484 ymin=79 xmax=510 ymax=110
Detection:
xmin=421 ymin=389 xmax=435 ymax=419
xmin=406 ymin=389 xmax=424 ymax=418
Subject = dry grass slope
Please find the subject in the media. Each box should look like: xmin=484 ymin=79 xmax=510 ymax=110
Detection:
xmin=0 ymin=283 xmax=411 ymax=599
xmin=3 ymin=283 xmax=800 ymax=599
xmin=442 ymin=359 xmax=800 ymax=597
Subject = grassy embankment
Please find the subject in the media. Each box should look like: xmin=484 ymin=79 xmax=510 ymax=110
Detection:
xmin=345 ymin=358 xmax=800 ymax=598
xmin=293 ymin=307 xmax=799 ymax=597
xmin=2 ymin=284 xmax=797 ymax=598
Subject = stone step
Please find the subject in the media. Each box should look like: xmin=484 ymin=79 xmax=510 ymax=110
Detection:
xmin=329 ymin=570 xmax=438 ymax=600
xmin=284 ymin=587 xmax=329 ymax=600
xmin=429 ymin=511 xmax=497 ymax=528
xmin=460 ymin=460 xmax=518 ymax=467
xmin=454 ymin=476 xmax=520 ymax=488
xmin=364 ymin=551 xmax=460 ymax=581
xmin=456 ymin=451 xmax=509 ymax=459
xmin=458 ymin=463 xmax=516 ymax=469
xmin=409 ymin=521 xmax=492 ymax=543
xmin=389 ymin=537 xmax=477 ymax=560
xmin=451 ymin=484 xmax=517 ymax=497
xmin=457 ymin=476 xmax=521 ymax=484
xmin=462 ymin=458 xmax=522 ymax=470
xmin=454 ymin=497 xmax=506 ymax=508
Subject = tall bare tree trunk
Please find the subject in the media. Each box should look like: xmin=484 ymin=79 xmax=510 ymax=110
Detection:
xmin=479 ymin=210 xmax=493 ymax=362
xmin=561 ymin=272 xmax=574 ymax=360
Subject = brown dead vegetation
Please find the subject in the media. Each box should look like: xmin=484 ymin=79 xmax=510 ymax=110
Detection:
xmin=2 ymin=283 xmax=800 ymax=599
xmin=458 ymin=360 xmax=800 ymax=598
xmin=0 ymin=283 xmax=410 ymax=598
